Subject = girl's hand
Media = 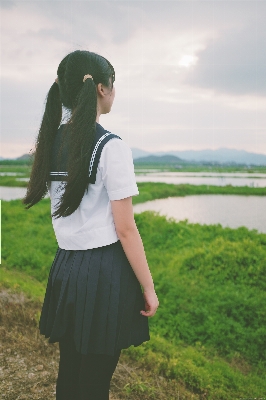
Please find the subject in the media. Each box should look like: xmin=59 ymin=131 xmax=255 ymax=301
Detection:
xmin=140 ymin=288 xmax=159 ymax=317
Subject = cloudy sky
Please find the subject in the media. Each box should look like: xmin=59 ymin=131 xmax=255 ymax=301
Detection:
xmin=1 ymin=0 xmax=265 ymax=158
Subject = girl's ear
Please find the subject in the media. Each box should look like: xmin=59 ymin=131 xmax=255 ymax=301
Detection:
xmin=97 ymin=83 xmax=105 ymax=98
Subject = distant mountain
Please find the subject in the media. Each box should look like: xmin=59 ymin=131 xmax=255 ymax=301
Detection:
xmin=0 ymin=154 xmax=31 ymax=161
xmin=132 ymin=148 xmax=266 ymax=165
xmin=0 ymin=153 xmax=32 ymax=165
xmin=17 ymin=153 xmax=31 ymax=161
xmin=167 ymin=148 xmax=266 ymax=165
xmin=1 ymin=148 xmax=265 ymax=165
xmin=131 ymin=148 xmax=151 ymax=159
xmin=134 ymin=155 xmax=184 ymax=164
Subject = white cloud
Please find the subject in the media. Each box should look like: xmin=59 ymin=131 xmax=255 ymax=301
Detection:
xmin=1 ymin=0 xmax=265 ymax=157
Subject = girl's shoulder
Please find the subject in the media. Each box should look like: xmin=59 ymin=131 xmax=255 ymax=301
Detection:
xmin=95 ymin=122 xmax=133 ymax=159
xmin=100 ymin=135 xmax=133 ymax=161
xmin=89 ymin=124 xmax=134 ymax=183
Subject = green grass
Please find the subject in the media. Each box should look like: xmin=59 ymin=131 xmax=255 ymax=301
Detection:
xmin=134 ymin=164 xmax=266 ymax=173
xmin=2 ymin=163 xmax=266 ymax=173
xmin=0 ymin=267 xmax=45 ymax=302
xmin=0 ymin=176 xmax=29 ymax=187
xmin=0 ymin=160 xmax=32 ymax=166
xmin=0 ymin=165 xmax=31 ymax=187
xmin=2 ymin=175 xmax=266 ymax=204
xmin=133 ymin=182 xmax=266 ymax=204
xmin=0 ymin=165 xmax=31 ymax=174
xmin=2 ymin=199 xmax=57 ymax=282
xmin=1 ymin=164 xmax=266 ymax=188
xmin=135 ymin=212 xmax=266 ymax=365
xmin=2 ymin=198 xmax=266 ymax=398
xmin=1 ymin=270 xmax=265 ymax=399
xmin=125 ymin=334 xmax=266 ymax=399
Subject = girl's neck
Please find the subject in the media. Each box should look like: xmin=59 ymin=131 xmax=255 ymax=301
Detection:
xmin=96 ymin=110 xmax=101 ymax=123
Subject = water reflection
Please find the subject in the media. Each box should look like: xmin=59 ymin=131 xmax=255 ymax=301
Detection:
xmin=0 ymin=187 xmax=49 ymax=201
xmin=133 ymin=195 xmax=266 ymax=234
xmin=136 ymin=172 xmax=266 ymax=187
xmin=0 ymin=187 xmax=27 ymax=201
xmin=1 ymin=187 xmax=265 ymax=234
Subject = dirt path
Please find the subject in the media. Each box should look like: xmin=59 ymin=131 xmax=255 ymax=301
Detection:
xmin=0 ymin=289 xmax=188 ymax=400
xmin=0 ymin=289 xmax=122 ymax=399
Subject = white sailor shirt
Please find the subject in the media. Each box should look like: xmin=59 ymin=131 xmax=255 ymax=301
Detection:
xmin=48 ymin=122 xmax=139 ymax=250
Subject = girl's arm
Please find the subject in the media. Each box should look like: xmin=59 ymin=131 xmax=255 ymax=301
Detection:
xmin=111 ymin=197 xmax=159 ymax=317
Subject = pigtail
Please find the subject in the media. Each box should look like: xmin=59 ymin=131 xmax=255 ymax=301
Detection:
xmin=23 ymin=50 xmax=115 ymax=217
xmin=52 ymin=77 xmax=97 ymax=218
xmin=23 ymin=82 xmax=62 ymax=208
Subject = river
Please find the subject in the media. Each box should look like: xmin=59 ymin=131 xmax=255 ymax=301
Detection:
xmin=1 ymin=186 xmax=265 ymax=233
xmin=133 ymin=195 xmax=266 ymax=234
xmin=135 ymin=172 xmax=266 ymax=187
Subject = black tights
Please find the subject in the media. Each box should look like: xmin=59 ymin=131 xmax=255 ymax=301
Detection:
xmin=56 ymin=333 xmax=121 ymax=400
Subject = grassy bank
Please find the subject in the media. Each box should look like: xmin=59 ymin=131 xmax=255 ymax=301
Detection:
xmin=0 ymin=165 xmax=31 ymax=187
xmin=1 ymin=199 xmax=266 ymax=398
xmin=0 ymin=278 xmax=211 ymax=400
xmin=0 ymin=176 xmax=29 ymax=187
xmin=0 ymin=267 xmax=45 ymax=301
xmin=1 ymin=173 xmax=266 ymax=204
xmin=0 ymin=165 xmax=31 ymax=174
xmin=1 ymin=164 xmax=266 ymax=188
xmin=134 ymin=164 xmax=266 ymax=174
xmin=1 ymin=163 xmax=266 ymax=173
xmin=134 ymin=182 xmax=266 ymax=203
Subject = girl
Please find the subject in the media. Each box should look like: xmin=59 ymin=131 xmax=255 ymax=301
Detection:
xmin=23 ymin=49 xmax=159 ymax=400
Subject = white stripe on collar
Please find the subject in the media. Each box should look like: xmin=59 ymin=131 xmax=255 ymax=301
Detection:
xmin=88 ymin=132 xmax=112 ymax=177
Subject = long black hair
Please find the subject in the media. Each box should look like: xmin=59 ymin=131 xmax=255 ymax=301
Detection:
xmin=23 ymin=50 xmax=115 ymax=218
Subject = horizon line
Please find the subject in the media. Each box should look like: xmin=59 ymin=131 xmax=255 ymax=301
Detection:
xmin=2 ymin=146 xmax=266 ymax=160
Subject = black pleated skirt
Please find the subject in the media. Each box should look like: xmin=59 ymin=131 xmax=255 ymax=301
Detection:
xmin=39 ymin=240 xmax=150 ymax=356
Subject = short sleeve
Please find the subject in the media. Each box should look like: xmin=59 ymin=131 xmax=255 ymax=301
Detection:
xmin=99 ymin=138 xmax=139 ymax=201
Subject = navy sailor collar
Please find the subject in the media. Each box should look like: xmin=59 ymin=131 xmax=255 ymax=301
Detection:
xmin=50 ymin=122 xmax=121 ymax=184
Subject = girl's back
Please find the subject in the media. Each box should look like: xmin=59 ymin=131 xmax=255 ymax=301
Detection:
xmin=23 ymin=49 xmax=159 ymax=400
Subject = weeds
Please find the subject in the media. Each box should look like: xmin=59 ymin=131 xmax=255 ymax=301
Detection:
xmin=1 ymin=197 xmax=266 ymax=398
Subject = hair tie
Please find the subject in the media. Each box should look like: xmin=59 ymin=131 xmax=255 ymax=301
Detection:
xmin=83 ymin=74 xmax=93 ymax=82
